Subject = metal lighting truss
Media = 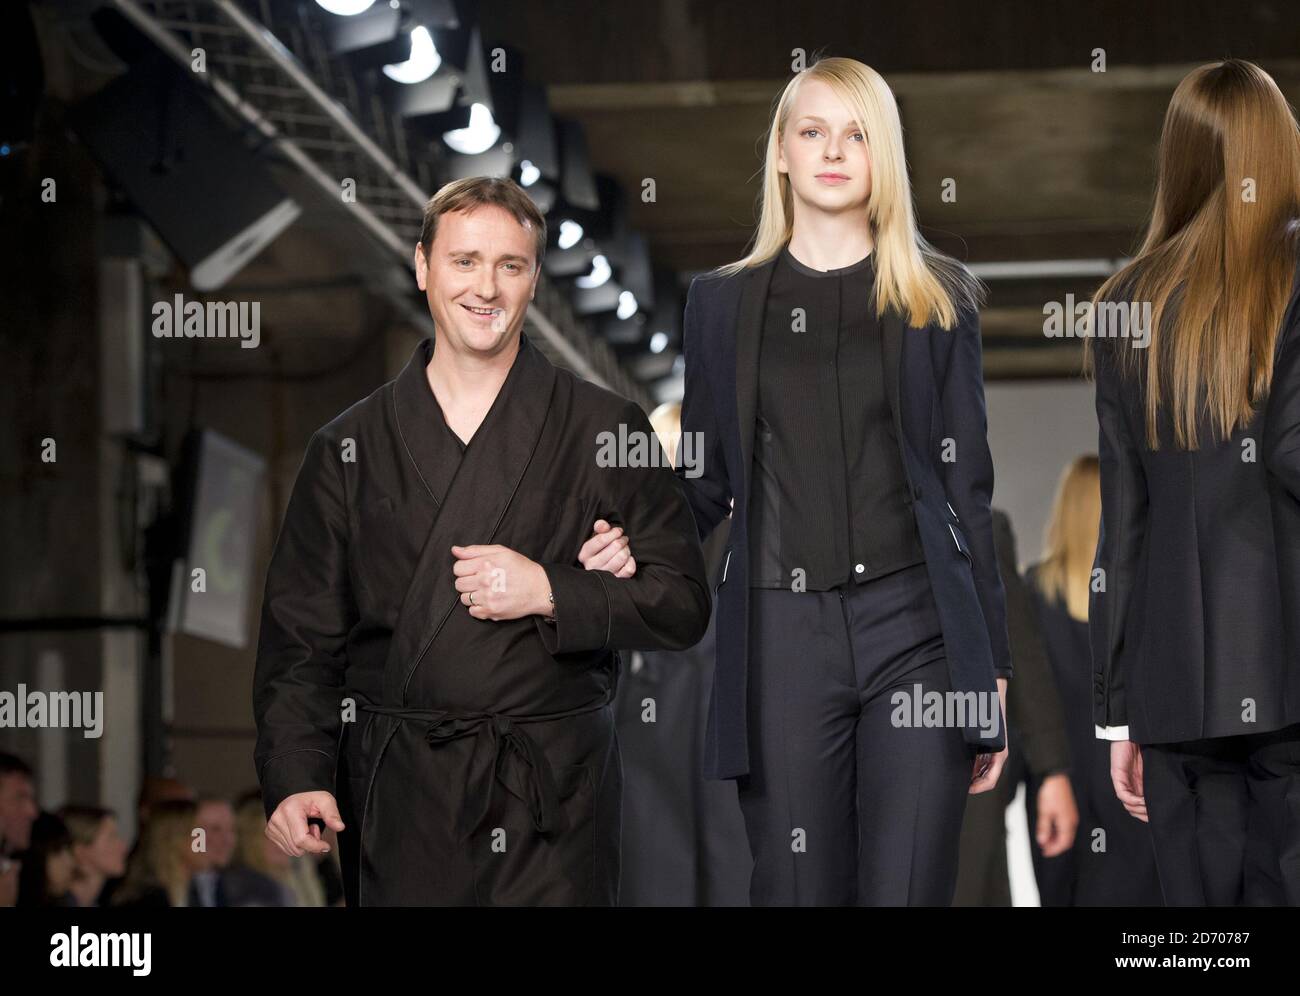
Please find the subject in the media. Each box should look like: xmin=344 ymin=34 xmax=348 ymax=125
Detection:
xmin=107 ymin=0 xmax=651 ymax=407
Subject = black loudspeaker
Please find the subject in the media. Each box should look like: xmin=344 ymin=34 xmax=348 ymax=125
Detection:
xmin=67 ymin=53 xmax=300 ymax=290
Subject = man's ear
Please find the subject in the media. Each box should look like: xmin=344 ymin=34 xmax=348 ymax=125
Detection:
xmin=414 ymin=243 xmax=428 ymax=290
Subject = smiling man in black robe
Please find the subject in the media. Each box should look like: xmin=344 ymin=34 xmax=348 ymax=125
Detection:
xmin=253 ymin=176 xmax=710 ymax=906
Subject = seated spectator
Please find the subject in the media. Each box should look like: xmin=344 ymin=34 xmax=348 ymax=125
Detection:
xmin=0 ymin=752 xmax=38 ymax=907
xmin=188 ymin=795 xmax=287 ymax=915
xmin=227 ymin=792 xmax=300 ymax=906
xmin=59 ymin=805 xmax=128 ymax=907
xmin=17 ymin=811 xmax=76 ymax=906
xmin=111 ymin=798 xmax=202 ymax=907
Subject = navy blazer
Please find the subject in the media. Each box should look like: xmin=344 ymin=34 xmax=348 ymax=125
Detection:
xmin=676 ymin=255 xmax=1012 ymax=780
xmin=1092 ymin=263 xmax=1300 ymax=745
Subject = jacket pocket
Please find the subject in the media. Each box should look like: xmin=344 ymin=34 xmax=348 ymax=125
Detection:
xmin=946 ymin=520 xmax=974 ymax=566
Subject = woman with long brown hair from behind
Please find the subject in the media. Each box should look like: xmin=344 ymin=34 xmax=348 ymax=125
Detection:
xmin=1086 ymin=58 xmax=1300 ymax=905
xmin=1025 ymin=456 xmax=1161 ymax=905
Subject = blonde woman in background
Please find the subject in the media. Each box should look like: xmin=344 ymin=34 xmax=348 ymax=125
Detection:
xmin=1087 ymin=59 xmax=1300 ymax=905
xmin=232 ymin=793 xmax=323 ymax=907
xmin=110 ymin=798 xmax=202 ymax=907
xmin=1024 ymin=456 xmax=1161 ymax=905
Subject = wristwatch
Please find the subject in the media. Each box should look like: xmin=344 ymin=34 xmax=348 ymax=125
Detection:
xmin=544 ymin=589 xmax=556 ymax=625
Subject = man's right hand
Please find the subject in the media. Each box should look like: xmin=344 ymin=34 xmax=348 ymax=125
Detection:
xmin=266 ymin=791 xmax=345 ymax=857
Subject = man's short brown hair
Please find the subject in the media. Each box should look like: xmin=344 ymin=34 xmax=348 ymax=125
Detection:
xmin=418 ymin=176 xmax=547 ymax=269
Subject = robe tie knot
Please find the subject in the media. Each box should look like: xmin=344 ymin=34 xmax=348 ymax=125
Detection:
xmin=356 ymin=692 xmax=611 ymax=844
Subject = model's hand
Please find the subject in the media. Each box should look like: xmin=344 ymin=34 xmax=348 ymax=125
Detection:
xmin=1034 ymin=772 xmax=1079 ymax=857
xmin=969 ymin=677 xmax=1009 ymax=794
xmin=453 ymin=544 xmax=552 ymax=620
xmin=266 ymin=791 xmax=344 ymax=857
xmin=578 ymin=519 xmax=636 ymax=578
xmin=1110 ymin=740 xmax=1148 ymax=822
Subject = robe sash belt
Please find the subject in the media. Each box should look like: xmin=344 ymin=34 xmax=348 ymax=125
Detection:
xmin=355 ymin=691 xmax=612 ymax=842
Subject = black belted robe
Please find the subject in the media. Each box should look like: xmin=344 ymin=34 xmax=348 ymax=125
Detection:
xmin=252 ymin=333 xmax=710 ymax=906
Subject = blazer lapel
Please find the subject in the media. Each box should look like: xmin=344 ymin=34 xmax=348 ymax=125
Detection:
xmin=734 ymin=257 xmax=777 ymax=511
xmin=384 ymin=332 xmax=557 ymax=703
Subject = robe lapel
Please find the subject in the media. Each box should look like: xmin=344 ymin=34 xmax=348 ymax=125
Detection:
xmin=733 ymin=257 xmax=777 ymax=511
xmin=392 ymin=337 xmax=459 ymax=507
xmin=384 ymin=332 xmax=557 ymax=703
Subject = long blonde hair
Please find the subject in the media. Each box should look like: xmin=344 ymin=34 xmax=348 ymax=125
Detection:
xmin=113 ymin=799 xmax=197 ymax=907
xmin=1085 ymin=59 xmax=1300 ymax=450
xmin=1035 ymin=455 xmax=1101 ymax=621
xmin=718 ymin=57 xmax=982 ymax=330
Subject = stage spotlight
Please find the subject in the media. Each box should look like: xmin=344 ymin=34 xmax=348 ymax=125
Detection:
xmin=557 ymin=219 xmax=584 ymax=250
xmin=514 ymin=84 xmax=559 ymax=182
xmin=610 ymin=231 xmax=653 ymax=312
xmin=316 ymin=0 xmax=376 ymax=15
xmin=519 ymin=160 xmax=541 ymax=186
xmin=575 ymin=254 xmax=612 ymax=290
xmin=383 ymin=25 xmax=442 ymax=84
xmin=557 ymin=118 xmax=599 ymax=212
xmin=617 ymin=290 xmax=639 ymax=320
xmin=443 ymin=102 xmax=500 ymax=154
xmin=649 ymin=331 xmax=669 ymax=353
xmin=442 ymin=143 xmax=513 ymax=180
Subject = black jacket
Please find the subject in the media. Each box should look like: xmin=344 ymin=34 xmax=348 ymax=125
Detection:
xmin=1091 ymin=264 xmax=1300 ymax=744
xmin=677 ymin=255 xmax=1012 ymax=780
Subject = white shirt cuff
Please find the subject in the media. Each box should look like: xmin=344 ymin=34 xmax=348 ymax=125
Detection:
xmin=1095 ymin=724 xmax=1130 ymax=741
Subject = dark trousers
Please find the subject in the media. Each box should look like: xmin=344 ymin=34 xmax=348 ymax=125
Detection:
xmin=738 ymin=563 xmax=973 ymax=905
xmin=1142 ymin=722 xmax=1300 ymax=905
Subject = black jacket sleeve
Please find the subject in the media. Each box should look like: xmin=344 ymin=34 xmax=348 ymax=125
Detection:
xmin=993 ymin=511 xmax=1071 ymax=778
xmin=1265 ymin=312 xmax=1300 ymax=499
xmin=536 ymin=400 xmax=711 ymax=655
xmin=252 ymin=430 xmax=356 ymax=819
xmin=674 ymin=277 xmax=734 ymax=541
xmin=939 ymin=306 xmax=1013 ymax=678
xmin=1089 ymin=338 xmax=1149 ymax=739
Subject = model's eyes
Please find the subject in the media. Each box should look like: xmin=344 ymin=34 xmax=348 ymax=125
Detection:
xmin=502 ymin=262 xmax=521 ymax=273
xmin=454 ymin=258 xmax=473 ymax=267
xmin=800 ymin=128 xmax=865 ymax=142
